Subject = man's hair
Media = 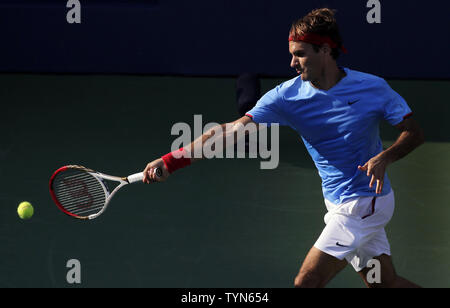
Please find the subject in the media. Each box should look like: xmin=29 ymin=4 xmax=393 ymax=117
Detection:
xmin=289 ymin=8 xmax=343 ymax=60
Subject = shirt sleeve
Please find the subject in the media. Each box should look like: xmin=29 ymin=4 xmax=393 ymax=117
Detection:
xmin=245 ymin=85 xmax=288 ymax=126
xmin=381 ymin=80 xmax=413 ymax=126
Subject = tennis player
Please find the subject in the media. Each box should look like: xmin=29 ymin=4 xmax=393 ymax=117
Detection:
xmin=142 ymin=8 xmax=424 ymax=288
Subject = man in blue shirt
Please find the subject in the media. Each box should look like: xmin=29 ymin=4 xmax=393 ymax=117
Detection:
xmin=143 ymin=8 xmax=424 ymax=288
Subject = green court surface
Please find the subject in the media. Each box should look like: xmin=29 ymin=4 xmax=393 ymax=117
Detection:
xmin=0 ymin=74 xmax=449 ymax=287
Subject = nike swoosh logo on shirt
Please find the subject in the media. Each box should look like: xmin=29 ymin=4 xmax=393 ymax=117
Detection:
xmin=348 ymin=99 xmax=360 ymax=105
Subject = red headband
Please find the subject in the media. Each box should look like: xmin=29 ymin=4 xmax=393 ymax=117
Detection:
xmin=289 ymin=33 xmax=348 ymax=54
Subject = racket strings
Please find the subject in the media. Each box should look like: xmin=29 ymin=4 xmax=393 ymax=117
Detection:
xmin=52 ymin=169 xmax=108 ymax=217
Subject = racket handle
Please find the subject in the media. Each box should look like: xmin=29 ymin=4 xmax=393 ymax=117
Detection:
xmin=127 ymin=172 xmax=144 ymax=183
xmin=127 ymin=168 xmax=162 ymax=183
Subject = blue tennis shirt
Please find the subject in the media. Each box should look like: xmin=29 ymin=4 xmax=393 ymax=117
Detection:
xmin=246 ymin=67 xmax=412 ymax=204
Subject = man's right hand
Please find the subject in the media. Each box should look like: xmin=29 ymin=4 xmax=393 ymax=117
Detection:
xmin=142 ymin=158 xmax=169 ymax=184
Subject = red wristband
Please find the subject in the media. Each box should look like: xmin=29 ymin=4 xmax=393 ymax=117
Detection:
xmin=161 ymin=148 xmax=191 ymax=174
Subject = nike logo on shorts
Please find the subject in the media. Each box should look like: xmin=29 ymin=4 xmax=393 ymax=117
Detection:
xmin=336 ymin=242 xmax=349 ymax=247
xmin=348 ymin=99 xmax=360 ymax=105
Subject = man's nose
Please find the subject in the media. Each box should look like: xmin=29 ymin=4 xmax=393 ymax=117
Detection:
xmin=290 ymin=56 xmax=298 ymax=68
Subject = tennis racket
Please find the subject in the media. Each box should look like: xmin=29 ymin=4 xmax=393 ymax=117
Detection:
xmin=49 ymin=165 xmax=161 ymax=220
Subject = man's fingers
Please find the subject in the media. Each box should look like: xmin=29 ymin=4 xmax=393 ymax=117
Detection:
xmin=359 ymin=157 xmax=386 ymax=193
xmin=358 ymin=163 xmax=368 ymax=171
xmin=149 ymin=168 xmax=156 ymax=182
xmin=142 ymin=166 xmax=150 ymax=183
xmin=376 ymin=179 xmax=384 ymax=194
xmin=142 ymin=159 xmax=167 ymax=184
xmin=369 ymin=175 xmax=375 ymax=188
xmin=143 ymin=165 xmax=156 ymax=184
xmin=369 ymin=174 xmax=384 ymax=193
xmin=366 ymin=166 xmax=372 ymax=177
xmin=358 ymin=163 xmax=371 ymax=177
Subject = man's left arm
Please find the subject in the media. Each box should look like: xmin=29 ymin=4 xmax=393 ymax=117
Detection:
xmin=358 ymin=117 xmax=425 ymax=194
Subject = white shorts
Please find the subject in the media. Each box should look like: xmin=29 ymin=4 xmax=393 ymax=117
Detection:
xmin=314 ymin=190 xmax=395 ymax=272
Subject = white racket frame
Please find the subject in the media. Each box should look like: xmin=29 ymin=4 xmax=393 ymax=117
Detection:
xmin=49 ymin=165 xmax=154 ymax=220
xmin=86 ymin=171 xmax=144 ymax=220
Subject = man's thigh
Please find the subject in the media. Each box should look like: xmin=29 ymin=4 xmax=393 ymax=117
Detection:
xmin=358 ymin=254 xmax=422 ymax=288
xmin=357 ymin=254 xmax=396 ymax=288
xmin=294 ymin=247 xmax=347 ymax=288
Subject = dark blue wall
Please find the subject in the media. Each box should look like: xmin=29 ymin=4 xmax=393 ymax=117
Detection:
xmin=1 ymin=0 xmax=449 ymax=78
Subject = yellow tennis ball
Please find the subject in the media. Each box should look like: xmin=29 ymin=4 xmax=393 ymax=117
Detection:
xmin=18 ymin=201 xmax=34 ymax=219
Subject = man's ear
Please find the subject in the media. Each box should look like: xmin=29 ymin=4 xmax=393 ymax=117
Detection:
xmin=320 ymin=43 xmax=332 ymax=56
